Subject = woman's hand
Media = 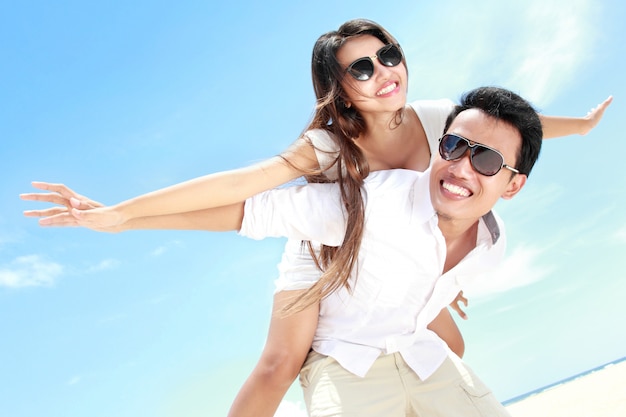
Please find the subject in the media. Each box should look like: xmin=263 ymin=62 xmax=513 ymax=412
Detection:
xmin=449 ymin=291 xmax=469 ymax=320
xmin=21 ymin=182 xmax=125 ymax=232
xmin=540 ymin=95 xmax=614 ymax=139
xmin=579 ymin=95 xmax=613 ymax=135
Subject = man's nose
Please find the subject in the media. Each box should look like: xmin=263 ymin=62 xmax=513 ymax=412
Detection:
xmin=447 ymin=150 xmax=474 ymax=176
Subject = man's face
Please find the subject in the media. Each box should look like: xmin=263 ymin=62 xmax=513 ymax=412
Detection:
xmin=429 ymin=108 xmax=527 ymax=224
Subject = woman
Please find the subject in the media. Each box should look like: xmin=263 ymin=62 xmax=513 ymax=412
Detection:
xmin=22 ymin=19 xmax=612 ymax=417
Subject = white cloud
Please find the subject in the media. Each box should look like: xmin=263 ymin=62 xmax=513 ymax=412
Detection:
xmin=463 ymin=244 xmax=555 ymax=300
xmin=0 ymin=255 xmax=63 ymax=288
xmin=615 ymin=224 xmax=626 ymax=244
xmin=502 ymin=1 xmax=598 ymax=105
xmin=150 ymin=240 xmax=184 ymax=257
xmin=67 ymin=375 xmax=81 ymax=386
xmin=496 ymin=181 xmax=565 ymax=222
xmin=541 ymin=204 xmax=617 ymax=250
xmin=274 ymin=400 xmax=307 ymax=417
xmin=151 ymin=246 xmax=167 ymax=257
xmin=86 ymin=258 xmax=120 ymax=273
xmin=405 ymin=0 xmax=598 ymax=106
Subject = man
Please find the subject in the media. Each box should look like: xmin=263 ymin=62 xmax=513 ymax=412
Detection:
xmin=229 ymin=86 xmax=542 ymax=416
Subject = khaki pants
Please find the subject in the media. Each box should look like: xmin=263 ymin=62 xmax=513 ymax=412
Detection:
xmin=299 ymin=351 xmax=511 ymax=417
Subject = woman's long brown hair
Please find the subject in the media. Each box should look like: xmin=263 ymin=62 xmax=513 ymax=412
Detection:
xmin=281 ymin=19 xmax=407 ymax=314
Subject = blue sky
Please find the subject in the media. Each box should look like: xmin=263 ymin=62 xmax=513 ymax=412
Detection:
xmin=2 ymin=1 xmax=625 ymax=416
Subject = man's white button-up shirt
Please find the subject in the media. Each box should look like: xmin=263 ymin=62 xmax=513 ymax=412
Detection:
xmin=239 ymin=168 xmax=506 ymax=380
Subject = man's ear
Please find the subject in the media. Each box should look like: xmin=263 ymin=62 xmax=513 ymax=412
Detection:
xmin=501 ymin=174 xmax=527 ymax=200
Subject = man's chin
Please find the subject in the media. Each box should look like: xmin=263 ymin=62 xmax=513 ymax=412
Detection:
xmin=434 ymin=210 xmax=454 ymax=222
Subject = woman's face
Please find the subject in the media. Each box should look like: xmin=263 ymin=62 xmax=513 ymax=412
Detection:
xmin=335 ymin=35 xmax=408 ymax=116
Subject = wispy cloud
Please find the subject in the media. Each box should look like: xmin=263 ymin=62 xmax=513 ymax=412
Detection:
xmin=496 ymin=181 xmax=566 ymax=223
xmin=615 ymin=224 xmax=626 ymax=244
xmin=150 ymin=240 xmax=184 ymax=257
xmin=86 ymin=258 xmax=120 ymax=273
xmin=67 ymin=375 xmax=81 ymax=386
xmin=464 ymin=244 xmax=555 ymax=300
xmin=151 ymin=246 xmax=167 ymax=257
xmin=502 ymin=0 xmax=598 ymax=105
xmin=406 ymin=0 xmax=598 ymax=106
xmin=543 ymin=204 xmax=616 ymax=250
xmin=0 ymin=255 xmax=63 ymax=288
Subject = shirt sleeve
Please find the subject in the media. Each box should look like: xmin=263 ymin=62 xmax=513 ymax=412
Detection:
xmin=304 ymin=129 xmax=341 ymax=181
xmin=238 ymin=183 xmax=346 ymax=246
xmin=273 ymin=238 xmax=323 ymax=292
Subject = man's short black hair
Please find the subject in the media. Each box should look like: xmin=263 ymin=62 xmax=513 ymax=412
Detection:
xmin=445 ymin=86 xmax=543 ymax=176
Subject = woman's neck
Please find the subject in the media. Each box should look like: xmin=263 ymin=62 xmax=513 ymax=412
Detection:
xmin=356 ymin=105 xmax=431 ymax=172
xmin=358 ymin=106 xmax=407 ymax=141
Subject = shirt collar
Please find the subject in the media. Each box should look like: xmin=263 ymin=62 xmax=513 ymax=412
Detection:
xmin=480 ymin=211 xmax=501 ymax=245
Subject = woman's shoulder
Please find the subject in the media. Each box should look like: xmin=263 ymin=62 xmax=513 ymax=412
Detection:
xmin=302 ymin=128 xmax=340 ymax=176
xmin=406 ymin=98 xmax=457 ymax=155
xmin=407 ymin=98 xmax=456 ymax=114
xmin=303 ymin=128 xmax=337 ymax=151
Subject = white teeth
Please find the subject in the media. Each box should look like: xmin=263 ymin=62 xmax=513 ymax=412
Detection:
xmin=442 ymin=181 xmax=471 ymax=197
xmin=377 ymin=83 xmax=397 ymax=95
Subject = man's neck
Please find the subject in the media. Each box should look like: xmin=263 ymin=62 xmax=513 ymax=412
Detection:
xmin=438 ymin=217 xmax=479 ymax=274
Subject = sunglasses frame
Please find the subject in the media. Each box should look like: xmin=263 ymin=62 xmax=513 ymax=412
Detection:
xmin=438 ymin=133 xmax=520 ymax=177
xmin=345 ymin=44 xmax=403 ymax=81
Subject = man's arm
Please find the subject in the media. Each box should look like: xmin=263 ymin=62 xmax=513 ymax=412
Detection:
xmin=240 ymin=183 xmax=345 ymax=246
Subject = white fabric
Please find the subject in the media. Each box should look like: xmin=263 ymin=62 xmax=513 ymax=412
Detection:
xmin=239 ymin=168 xmax=506 ymax=380
xmin=274 ymin=98 xmax=455 ymax=292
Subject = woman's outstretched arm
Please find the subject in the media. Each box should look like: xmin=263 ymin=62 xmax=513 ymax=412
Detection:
xmin=22 ymin=182 xmax=245 ymax=233
xmin=539 ymin=95 xmax=612 ymax=138
xmin=21 ymin=136 xmax=319 ymax=230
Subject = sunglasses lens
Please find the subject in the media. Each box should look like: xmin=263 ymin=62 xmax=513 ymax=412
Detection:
xmin=379 ymin=44 xmax=403 ymax=67
xmin=348 ymin=58 xmax=374 ymax=81
xmin=439 ymin=134 xmax=468 ymax=160
xmin=440 ymin=134 xmax=505 ymax=176
xmin=471 ymin=146 xmax=503 ymax=176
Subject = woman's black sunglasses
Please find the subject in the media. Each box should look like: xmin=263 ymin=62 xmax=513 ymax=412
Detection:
xmin=438 ymin=133 xmax=520 ymax=177
xmin=345 ymin=44 xmax=403 ymax=81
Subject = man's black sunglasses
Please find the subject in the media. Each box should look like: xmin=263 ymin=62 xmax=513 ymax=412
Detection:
xmin=438 ymin=133 xmax=520 ymax=177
